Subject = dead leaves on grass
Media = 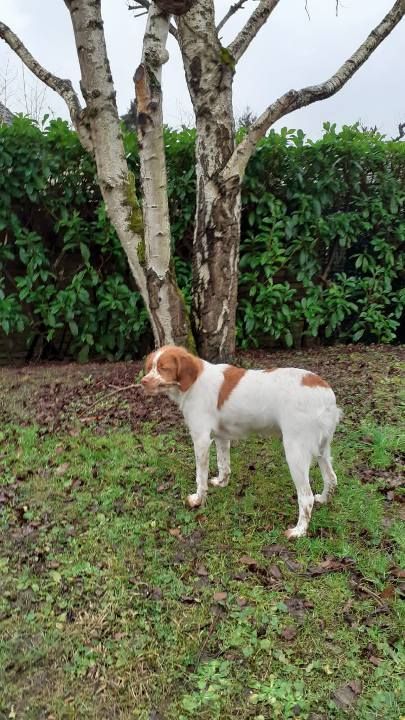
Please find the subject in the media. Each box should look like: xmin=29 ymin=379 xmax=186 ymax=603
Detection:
xmin=307 ymin=556 xmax=355 ymax=576
xmin=279 ymin=625 xmax=298 ymax=641
xmin=333 ymin=680 xmax=362 ymax=712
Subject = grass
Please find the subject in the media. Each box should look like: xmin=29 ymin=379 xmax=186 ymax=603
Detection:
xmin=0 ymin=348 xmax=404 ymax=719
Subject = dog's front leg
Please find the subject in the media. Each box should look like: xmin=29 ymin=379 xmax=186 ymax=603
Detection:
xmin=187 ymin=433 xmax=211 ymax=509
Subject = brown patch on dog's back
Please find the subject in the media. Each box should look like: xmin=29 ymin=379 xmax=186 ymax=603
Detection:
xmin=263 ymin=367 xmax=277 ymax=373
xmin=301 ymin=372 xmax=330 ymax=389
xmin=217 ymin=366 xmax=246 ymax=409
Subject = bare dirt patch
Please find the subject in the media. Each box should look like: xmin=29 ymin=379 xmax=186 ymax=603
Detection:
xmin=0 ymin=344 xmax=403 ymax=435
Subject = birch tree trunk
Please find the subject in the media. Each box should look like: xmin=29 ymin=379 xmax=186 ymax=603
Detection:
xmin=177 ymin=0 xmax=404 ymax=361
xmin=135 ymin=4 xmax=191 ymax=345
xmin=0 ymin=0 xmax=191 ymax=349
xmin=65 ymin=0 xmax=190 ymax=347
xmin=177 ymin=0 xmax=241 ymax=361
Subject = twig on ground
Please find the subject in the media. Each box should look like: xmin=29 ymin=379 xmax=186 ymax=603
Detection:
xmin=77 ymin=383 xmax=138 ymax=417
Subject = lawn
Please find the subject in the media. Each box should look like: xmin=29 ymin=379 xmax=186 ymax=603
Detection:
xmin=0 ymin=345 xmax=404 ymax=720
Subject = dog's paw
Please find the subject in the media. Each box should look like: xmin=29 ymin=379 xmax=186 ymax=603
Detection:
xmin=209 ymin=475 xmax=229 ymax=488
xmin=284 ymin=526 xmax=307 ymax=540
xmin=187 ymin=493 xmax=204 ymax=509
xmin=314 ymin=493 xmax=328 ymax=505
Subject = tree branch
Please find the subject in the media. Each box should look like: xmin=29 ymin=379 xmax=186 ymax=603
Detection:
xmin=0 ymin=20 xmax=92 ymax=151
xmin=217 ymin=0 xmax=248 ymax=33
xmin=135 ymin=2 xmax=173 ymax=280
xmin=227 ymin=0 xmax=281 ymax=63
xmin=127 ymin=0 xmax=179 ymax=40
xmin=224 ymin=0 xmax=405 ymax=179
xmin=393 ymin=121 xmax=405 ymax=140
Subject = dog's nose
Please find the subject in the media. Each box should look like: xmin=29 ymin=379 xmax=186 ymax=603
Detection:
xmin=141 ymin=375 xmax=149 ymax=386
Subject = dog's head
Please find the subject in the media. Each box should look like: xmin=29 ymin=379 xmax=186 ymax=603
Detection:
xmin=141 ymin=345 xmax=203 ymax=395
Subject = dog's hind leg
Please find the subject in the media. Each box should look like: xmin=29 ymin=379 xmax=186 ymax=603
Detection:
xmin=315 ymin=441 xmax=337 ymax=505
xmin=210 ymin=437 xmax=231 ymax=488
xmin=283 ymin=436 xmax=314 ymax=539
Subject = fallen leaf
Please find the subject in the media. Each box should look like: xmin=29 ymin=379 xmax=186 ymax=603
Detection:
xmin=213 ymin=591 xmax=227 ymax=602
xmin=169 ymin=527 xmax=182 ymax=538
xmin=285 ymin=596 xmax=313 ymax=620
xmin=0 ymin=490 xmax=14 ymax=505
xmin=268 ymin=564 xmax=282 ymax=580
xmin=195 ymin=563 xmax=209 ymax=576
xmin=157 ymin=482 xmax=171 ymax=493
xmin=369 ymin=655 xmax=382 ymax=666
xmin=333 ymin=680 xmax=362 ymax=711
xmin=240 ymin=555 xmax=258 ymax=567
xmin=151 ymin=587 xmax=163 ymax=600
xmin=284 ymin=558 xmax=302 ymax=572
xmin=180 ymin=595 xmax=200 ymax=604
xmin=66 ymin=477 xmax=83 ymax=493
xmin=236 ymin=596 xmax=248 ymax=608
xmin=149 ymin=711 xmax=163 ymax=720
xmin=280 ymin=626 xmax=297 ymax=641
xmin=390 ymin=567 xmax=405 ymax=579
xmin=381 ymin=584 xmax=395 ymax=599
xmin=262 ymin=544 xmax=286 ymax=557
xmin=307 ymin=556 xmax=355 ymax=576
xmin=233 ymin=571 xmax=248 ymax=582
xmin=55 ymin=463 xmax=69 ymax=476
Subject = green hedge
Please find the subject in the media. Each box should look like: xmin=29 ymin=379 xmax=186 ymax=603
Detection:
xmin=239 ymin=124 xmax=404 ymax=347
xmin=0 ymin=118 xmax=403 ymax=359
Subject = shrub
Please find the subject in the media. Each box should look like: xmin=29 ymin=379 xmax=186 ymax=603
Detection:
xmin=238 ymin=123 xmax=404 ymax=347
xmin=0 ymin=118 xmax=403 ymax=360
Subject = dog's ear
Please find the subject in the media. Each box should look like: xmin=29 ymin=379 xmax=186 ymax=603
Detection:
xmin=144 ymin=351 xmax=154 ymax=374
xmin=178 ymin=351 xmax=202 ymax=392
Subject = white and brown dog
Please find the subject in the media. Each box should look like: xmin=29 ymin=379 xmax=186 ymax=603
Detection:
xmin=141 ymin=345 xmax=342 ymax=538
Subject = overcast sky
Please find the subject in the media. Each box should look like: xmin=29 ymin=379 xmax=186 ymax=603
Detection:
xmin=0 ymin=0 xmax=404 ymax=138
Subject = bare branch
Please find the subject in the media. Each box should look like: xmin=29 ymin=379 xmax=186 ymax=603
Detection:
xmin=217 ymin=0 xmax=248 ymax=33
xmin=394 ymin=121 xmax=405 ymax=141
xmin=128 ymin=0 xmax=151 ymax=8
xmin=224 ymin=0 xmax=405 ymax=179
xmin=227 ymin=0 xmax=281 ymax=63
xmin=0 ymin=20 xmax=91 ymax=148
xmin=127 ymin=0 xmax=178 ymax=40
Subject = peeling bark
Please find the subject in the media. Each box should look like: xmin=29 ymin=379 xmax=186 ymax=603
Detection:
xmin=64 ymin=0 xmax=150 ymax=303
xmin=192 ymin=175 xmax=242 ymax=361
xmin=135 ymin=3 xmax=191 ymax=346
xmin=227 ymin=0 xmax=280 ymax=62
xmin=178 ymin=0 xmax=240 ymax=360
